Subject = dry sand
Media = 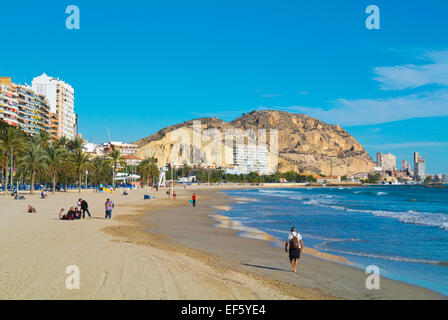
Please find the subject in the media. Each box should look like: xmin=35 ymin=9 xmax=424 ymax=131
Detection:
xmin=0 ymin=185 xmax=444 ymax=299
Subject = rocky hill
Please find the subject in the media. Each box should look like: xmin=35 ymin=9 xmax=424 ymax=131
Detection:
xmin=135 ymin=110 xmax=375 ymax=176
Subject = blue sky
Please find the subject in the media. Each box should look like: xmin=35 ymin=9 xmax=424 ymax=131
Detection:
xmin=1 ymin=0 xmax=447 ymax=173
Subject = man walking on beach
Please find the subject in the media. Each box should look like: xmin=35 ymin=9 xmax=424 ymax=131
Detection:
xmin=285 ymin=226 xmax=303 ymax=272
xmin=105 ymin=198 xmax=114 ymax=220
xmin=78 ymin=198 xmax=91 ymax=219
xmin=192 ymin=193 xmax=196 ymax=207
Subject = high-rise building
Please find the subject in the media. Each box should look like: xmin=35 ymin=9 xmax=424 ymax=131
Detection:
xmin=414 ymin=156 xmax=425 ymax=180
xmin=414 ymin=152 xmax=419 ymax=165
xmin=32 ymin=73 xmax=76 ymax=139
xmin=0 ymin=77 xmax=19 ymax=127
xmin=15 ymin=84 xmax=51 ymax=136
xmin=376 ymin=152 xmax=396 ymax=171
xmin=225 ymin=144 xmax=269 ymax=175
xmin=0 ymin=77 xmax=51 ymax=136
xmin=401 ymin=160 xmax=410 ymax=171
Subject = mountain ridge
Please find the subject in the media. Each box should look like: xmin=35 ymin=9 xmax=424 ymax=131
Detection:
xmin=135 ymin=110 xmax=375 ymax=175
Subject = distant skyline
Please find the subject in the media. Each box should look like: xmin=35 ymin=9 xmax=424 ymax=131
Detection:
xmin=1 ymin=0 xmax=447 ymax=173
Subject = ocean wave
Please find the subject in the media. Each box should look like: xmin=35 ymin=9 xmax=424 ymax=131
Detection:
xmin=360 ymin=209 xmax=448 ymax=231
xmin=314 ymin=242 xmax=448 ymax=266
xmin=303 ymin=199 xmax=320 ymax=205
xmin=300 ymin=199 xmax=448 ymax=231
xmin=377 ymin=192 xmax=388 ymax=196
xmin=258 ymin=189 xmax=294 ymax=194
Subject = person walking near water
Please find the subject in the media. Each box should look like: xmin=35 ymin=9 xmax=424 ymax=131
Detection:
xmin=192 ymin=193 xmax=196 ymax=207
xmin=78 ymin=198 xmax=91 ymax=219
xmin=285 ymin=226 xmax=303 ymax=272
xmin=105 ymin=198 xmax=114 ymax=220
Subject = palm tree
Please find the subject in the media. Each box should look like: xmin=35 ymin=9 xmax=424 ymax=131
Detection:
xmin=44 ymin=146 xmax=65 ymax=194
xmin=89 ymin=156 xmax=112 ymax=185
xmin=54 ymin=136 xmax=69 ymax=151
xmin=109 ymin=149 xmax=125 ymax=189
xmin=16 ymin=141 xmax=48 ymax=194
xmin=68 ymin=136 xmax=85 ymax=153
xmin=137 ymin=157 xmax=159 ymax=187
xmin=71 ymin=150 xmax=90 ymax=193
xmin=0 ymin=125 xmax=26 ymax=195
xmin=38 ymin=131 xmax=51 ymax=148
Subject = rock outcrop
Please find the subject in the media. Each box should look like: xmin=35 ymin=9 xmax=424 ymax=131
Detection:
xmin=135 ymin=110 xmax=375 ymax=176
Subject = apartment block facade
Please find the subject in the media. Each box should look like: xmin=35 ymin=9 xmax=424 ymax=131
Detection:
xmin=376 ymin=152 xmax=397 ymax=171
xmin=225 ymin=144 xmax=269 ymax=175
xmin=0 ymin=77 xmax=52 ymax=136
xmin=32 ymin=73 xmax=76 ymax=139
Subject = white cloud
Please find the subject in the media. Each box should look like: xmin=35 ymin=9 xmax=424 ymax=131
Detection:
xmin=273 ymin=89 xmax=448 ymax=126
xmin=260 ymin=93 xmax=283 ymax=98
xmin=374 ymin=49 xmax=448 ymax=90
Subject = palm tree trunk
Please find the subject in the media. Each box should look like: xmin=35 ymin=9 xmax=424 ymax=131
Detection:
xmin=78 ymin=172 xmax=82 ymax=193
xmin=113 ymin=164 xmax=116 ymax=190
xmin=30 ymin=172 xmax=35 ymax=194
xmin=4 ymin=169 xmax=8 ymax=196
xmin=4 ymin=151 xmax=9 ymax=196
xmin=52 ymin=173 xmax=56 ymax=194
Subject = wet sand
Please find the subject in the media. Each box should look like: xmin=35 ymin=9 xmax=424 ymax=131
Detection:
xmin=142 ymin=188 xmax=445 ymax=300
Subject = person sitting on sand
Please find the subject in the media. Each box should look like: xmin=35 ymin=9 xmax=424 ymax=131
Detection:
xmin=73 ymin=208 xmax=81 ymax=219
xmin=285 ymin=226 xmax=304 ymax=272
xmin=122 ymin=190 xmax=128 ymax=196
xmin=27 ymin=205 xmax=36 ymax=214
xmin=41 ymin=191 xmax=47 ymax=199
xmin=66 ymin=207 xmax=76 ymax=220
xmin=13 ymin=191 xmax=25 ymax=200
xmin=59 ymin=208 xmax=67 ymax=220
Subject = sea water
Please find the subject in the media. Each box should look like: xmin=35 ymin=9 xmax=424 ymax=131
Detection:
xmin=219 ymin=185 xmax=448 ymax=296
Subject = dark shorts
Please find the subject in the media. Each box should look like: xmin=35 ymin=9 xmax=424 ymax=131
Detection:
xmin=289 ymin=248 xmax=301 ymax=261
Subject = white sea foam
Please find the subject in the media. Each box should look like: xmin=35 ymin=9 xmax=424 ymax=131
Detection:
xmin=299 ymin=198 xmax=448 ymax=231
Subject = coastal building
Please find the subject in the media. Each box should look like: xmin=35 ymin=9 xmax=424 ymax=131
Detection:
xmin=225 ymin=144 xmax=269 ymax=175
xmin=49 ymin=112 xmax=59 ymax=140
xmin=74 ymin=113 xmax=78 ymax=137
xmin=376 ymin=152 xmax=396 ymax=171
xmin=442 ymin=174 xmax=448 ymax=183
xmin=98 ymin=141 xmax=138 ymax=157
xmin=32 ymin=73 xmax=76 ymax=139
xmin=414 ymin=156 xmax=426 ymax=180
xmin=15 ymin=84 xmax=52 ymax=136
xmin=0 ymin=77 xmax=19 ymax=127
xmin=124 ymin=155 xmax=142 ymax=166
xmin=0 ymin=77 xmax=52 ymax=136
xmin=401 ymin=160 xmax=410 ymax=171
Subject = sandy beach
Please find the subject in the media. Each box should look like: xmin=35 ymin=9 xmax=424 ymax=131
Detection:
xmin=0 ymin=185 xmax=444 ymax=299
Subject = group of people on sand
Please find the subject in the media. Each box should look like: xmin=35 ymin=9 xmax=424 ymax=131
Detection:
xmin=58 ymin=198 xmax=114 ymax=220
xmin=58 ymin=198 xmax=91 ymax=220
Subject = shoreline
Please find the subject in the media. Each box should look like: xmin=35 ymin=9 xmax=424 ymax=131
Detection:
xmin=138 ymin=186 xmax=445 ymax=299
xmin=0 ymin=185 xmax=444 ymax=299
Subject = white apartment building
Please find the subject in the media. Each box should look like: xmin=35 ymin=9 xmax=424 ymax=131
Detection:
xmin=376 ymin=152 xmax=396 ymax=171
xmin=32 ymin=73 xmax=76 ymax=139
xmin=415 ymin=156 xmax=426 ymax=180
xmin=225 ymin=144 xmax=269 ymax=175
